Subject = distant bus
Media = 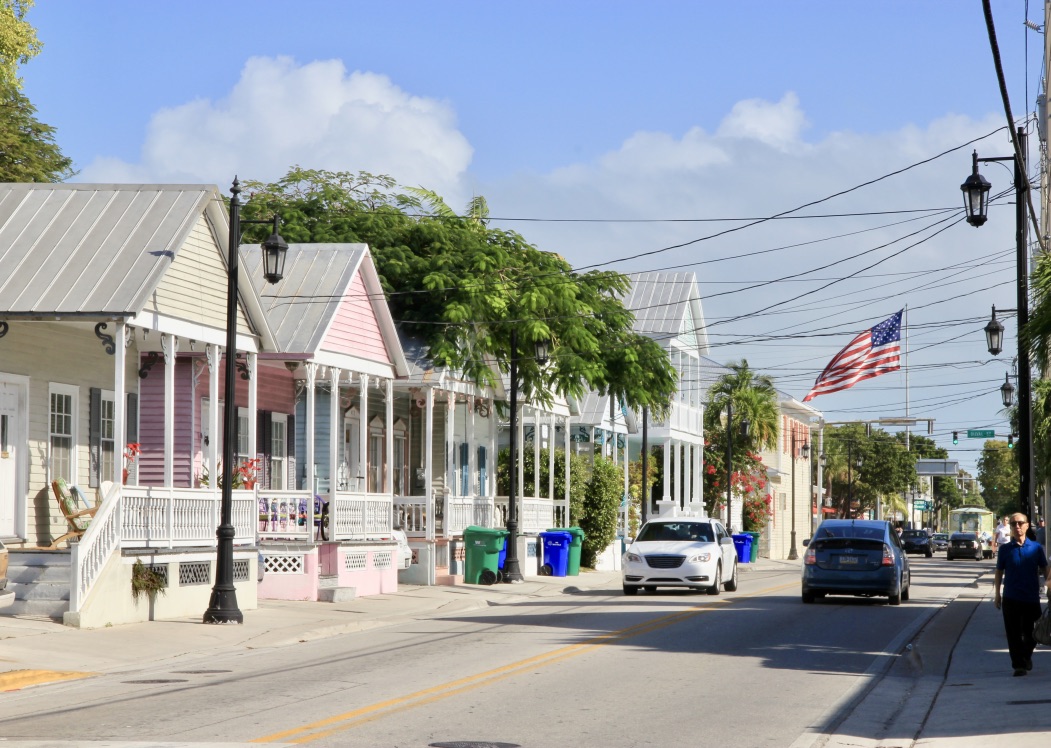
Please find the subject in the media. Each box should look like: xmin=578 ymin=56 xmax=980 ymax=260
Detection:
xmin=949 ymin=507 xmax=995 ymax=559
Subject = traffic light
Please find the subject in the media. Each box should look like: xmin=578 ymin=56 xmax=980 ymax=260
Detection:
xmin=1008 ymin=434 xmax=1014 ymax=449
xmin=952 ymin=431 xmax=958 ymax=445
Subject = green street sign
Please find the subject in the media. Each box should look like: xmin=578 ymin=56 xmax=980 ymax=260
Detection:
xmin=914 ymin=500 xmax=930 ymax=511
xmin=967 ymin=429 xmax=995 ymax=438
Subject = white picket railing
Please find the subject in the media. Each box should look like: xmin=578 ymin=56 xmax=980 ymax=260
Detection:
xmin=69 ymin=482 xmax=122 ymax=613
xmin=120 ymin=487 xmax=255 ymax=547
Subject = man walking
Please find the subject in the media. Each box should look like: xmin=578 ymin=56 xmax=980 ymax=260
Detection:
xmin=995 ymin=515 xmax=1011 ymax=552
xmin=994 ymin=513 xmax=1050 ymax=676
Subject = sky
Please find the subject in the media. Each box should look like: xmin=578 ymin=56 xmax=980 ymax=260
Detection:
xmin=20 ymin=1 xmax=1051 ymax=480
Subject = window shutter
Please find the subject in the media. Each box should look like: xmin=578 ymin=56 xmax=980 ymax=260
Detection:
xmin=478 ymin=445 xmax=487 ymax=496
xmin=287 ymin=413 xmax=296 ymax=490
xmin=460 ymin=442 xmax=469 ymax=495
xmin=89 ymin=387 xmax=101 ymax=488
xmin=258 ymin=410 xmax=271 ymax=488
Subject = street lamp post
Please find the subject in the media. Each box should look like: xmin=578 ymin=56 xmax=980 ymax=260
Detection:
xmin=204 ymin=178 xmax=288 ymax=624
xmin=963 ymin=129 xmax=1034 ymax=518
xmin=787 ymin=436 xmax=810 ymax=561
xmin=502 ymin=329 xmax=549 ymax=583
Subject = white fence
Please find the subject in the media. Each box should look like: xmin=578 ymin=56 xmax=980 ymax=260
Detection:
xmin=121 ymin=487 xmax=256 ymax=547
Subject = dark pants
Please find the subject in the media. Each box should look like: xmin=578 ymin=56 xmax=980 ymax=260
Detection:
xmin=1002 ymin=597 xmax=1042 ymax=669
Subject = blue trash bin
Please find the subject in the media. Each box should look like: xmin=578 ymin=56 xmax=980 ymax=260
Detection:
xmin=497 ymin=535 xmax=508 ymax=572
xmin=539 ymin=530 xmax=572 ymax=577
xmin=732 ymin=534 xmax=752 ymax=564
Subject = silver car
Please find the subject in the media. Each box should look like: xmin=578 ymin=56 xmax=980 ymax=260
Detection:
xmin=622 ymin=518 xmax=739 ymax=595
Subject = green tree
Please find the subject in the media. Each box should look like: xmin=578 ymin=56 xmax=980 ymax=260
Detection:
xmin=977 ymin=440 xmax=1019 ymax=517
xmin=496 ymin=446 xmax=588 ymax=525
xmin=823 ymin=425 xmax=915 ymax=518
xmin=896 ymin=433 xmax=963 ymax=519
xmin=0 ymin=0 xmax=40 ymax=89
xmin=579 ymin=456 xmax=622 ymax=567
xmin=241 ymin=167 xmax=677 ymax=415
xmin=0 ymin=79 xmax=73 ymax=182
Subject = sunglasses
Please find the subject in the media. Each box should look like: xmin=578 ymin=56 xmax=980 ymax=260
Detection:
xmin=1011 ymin=521 xmax=1029 ymax=527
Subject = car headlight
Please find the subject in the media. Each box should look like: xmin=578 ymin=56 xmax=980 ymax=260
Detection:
xmin=687 ymin=552 xmax=712 ymax=563
xmin=626 ymin=552 xmax=643 ymax=563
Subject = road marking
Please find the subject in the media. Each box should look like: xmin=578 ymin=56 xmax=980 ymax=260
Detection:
xmin=0 ymin=668 xmax=95 ymax=691
xmin=252 ymin=580 xmax=799 ymax=744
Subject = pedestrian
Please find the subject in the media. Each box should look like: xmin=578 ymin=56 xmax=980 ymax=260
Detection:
xmin=994 ymin=513 xmax=1051 ymax=676
xmin=1036 ymin=519 xmax=1047 ymax=550
xmin=995 ymin=515 xmax=1011 ymax=552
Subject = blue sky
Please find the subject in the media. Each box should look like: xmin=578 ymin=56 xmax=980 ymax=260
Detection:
xmin=21 ymin=1 xmax=1048 ymax=480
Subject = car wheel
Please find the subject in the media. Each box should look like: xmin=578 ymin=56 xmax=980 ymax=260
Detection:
xmin=706 ymin=564 xmax=722 ymax=595
xmin=888 ymin=577 xmax=902 ymax=605
xmin=622 ymin=584 xmax=638 ymax=596
xmin=802 ymin=589 xmax=815 ymax=604
xmin=901 ymin=576 xmax=910 ymax=601
xmin=724 ymin=560 xmax=739 ymax=592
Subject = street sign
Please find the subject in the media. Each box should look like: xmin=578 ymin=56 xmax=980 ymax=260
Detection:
xmin=967 ymin=429 xmax=995 ymax=438
xmin=914 ymin=500 xmax=930 ymax=511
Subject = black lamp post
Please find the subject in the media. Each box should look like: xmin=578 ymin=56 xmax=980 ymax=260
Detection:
xmin=502 ymin=329 xmax=549 ymax=583
xmin=964 ymin=130 xmax=1034 ymax=519
xmin=204 ymin=178 xmax=288 ymax=624
xmin=1000 ymin=371 xmax=1016 ymax=408
xmin=723 ymin=400 xmax=749 ymax=533
xmin=787 ymin=437 xmax=810 ymax=561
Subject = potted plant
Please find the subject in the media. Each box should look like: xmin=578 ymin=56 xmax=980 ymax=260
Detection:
xmin=123 ymin=443 xmax=141 ymax=485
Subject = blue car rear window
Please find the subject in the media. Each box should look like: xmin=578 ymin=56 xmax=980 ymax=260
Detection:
xmin=816 ymin=525 xmax=885 ymax=541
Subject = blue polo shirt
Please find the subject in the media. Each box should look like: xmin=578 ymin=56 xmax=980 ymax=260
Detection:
xmin=997 ymin=537 xmax=1048 ymax=604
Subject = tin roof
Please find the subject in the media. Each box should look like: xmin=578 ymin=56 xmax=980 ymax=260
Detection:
xmin=622 ymin=271 xmax=708 ymax=351
xmin=0 ymin=183 xmax=220 ymax=317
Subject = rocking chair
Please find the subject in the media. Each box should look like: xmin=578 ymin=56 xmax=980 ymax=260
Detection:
xmin=50 ymin=478 xmax=98 ymax=548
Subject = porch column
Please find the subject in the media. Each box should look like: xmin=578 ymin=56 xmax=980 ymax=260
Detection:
xmin=385 ymin=379 xmax=393 ymax=495
xmin=518 ymin=405 xmax=526 ymax=500
xmin=662 ymin=437 xmax=672 ymax=502
xmin=533 ymin=408 xmax=540 ymax=500
xmin=549 ymin=412 xmax=556 ymax=503
xmin=329 ymin=367 xmax=341 ymax=494
xmin=487 ymin=396 xmax=496 ymax=499
xmin=248 ymin=352 xmax=258 ymax=466
xmin=675 ymin=439 xmax=683 ymax=508
xmin=446 ymin=391 xmax=455 ymax=498
xmin=564 ymin=415 xmax=571 ymax=524
xmin=112 ymin=321 xmax=127 ymax=486
xmin=305 ymin=363 xmax=317 ymax=494
xmin=206 ymin=345 xmax=220 ymax=483
xmin=467 ymin=396 xmax=476 ymax=497
xmin=425 ymin=387 xmax=434 ymax=542
xmin=358 ymin=373 xmax=369 ymax=491
xmin=162 ymin=333 xmax=178 ymax=487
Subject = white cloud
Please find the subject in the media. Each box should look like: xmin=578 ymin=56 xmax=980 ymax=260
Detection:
xmin=80 ymin=56 xmax=474 ymax=199
xmin=715 ymin=91 xmax=809 ymax=151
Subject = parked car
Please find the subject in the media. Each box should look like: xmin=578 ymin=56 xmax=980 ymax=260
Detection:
xmin=900 ymin=529 xmax=933 ymax=557
xmin=801 ymin=519 xmax=910 ymax=605
xmin=947 ymin=531 xmax=984 ymax=561
xmin=931 ymin=533 xmax=950 ymax=552
xmin=392 ymin=528 xmax=413 ymax=570
xmin=622 ymin=518 xmax=738 ymax=595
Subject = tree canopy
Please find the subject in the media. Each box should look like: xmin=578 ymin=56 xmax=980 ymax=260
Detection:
xmin=241 ymin=167 xmax=678 ymax=414
xmin=977 ymin=439 xmax=1020 ymax=516
xmin=0 ymin=1 xmax=40 ymax=90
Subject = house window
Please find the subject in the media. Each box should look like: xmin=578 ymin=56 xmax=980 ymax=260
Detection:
xmin=393 ymin=419 xmax=407 ymax=496
xmin=49 ymin=383 xmax=78 ymax=483
xmin=237 ymin=407 xmax=249 ymax=462
xmin=368 ymin=415 xmax=384 ymax=492
xmin=100 ymin=390 xmax=115 ymax=484
xmin=270 ymin=414 xmax=287 ymax=490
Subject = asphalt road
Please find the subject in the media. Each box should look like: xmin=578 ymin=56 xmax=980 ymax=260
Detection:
xmin=0 ymin=555 xmax=990 ymax=748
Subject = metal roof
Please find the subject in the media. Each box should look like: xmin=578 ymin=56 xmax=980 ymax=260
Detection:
xmin=0 ymin=183 xmax=219 ymax=317
xmin=622 ymin=271 xmax=705 ymax=347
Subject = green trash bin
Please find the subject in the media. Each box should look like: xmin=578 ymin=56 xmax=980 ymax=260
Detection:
xmin=745 ymin=531 xmax=760 ymax=563
xmin=463 ymin=525 xmax=508 ymax=585
xmin=549 ymin=526 xmax=586 ymax=575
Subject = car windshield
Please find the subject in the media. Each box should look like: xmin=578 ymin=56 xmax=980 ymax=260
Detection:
xmin=901 ymin=530 xmax=927 ymax=539
xmin=637 ymin=522 xmax=713 ymax=542
xmin=933 ymin=533 xmax=948 ymax=540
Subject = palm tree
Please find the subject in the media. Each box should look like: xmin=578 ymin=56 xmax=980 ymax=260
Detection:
xmin=706 ymin=359 xmax=779 ymax=452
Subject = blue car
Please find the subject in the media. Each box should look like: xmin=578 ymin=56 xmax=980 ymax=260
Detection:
xmin=801 ymin=519 xmax=910 ymax=605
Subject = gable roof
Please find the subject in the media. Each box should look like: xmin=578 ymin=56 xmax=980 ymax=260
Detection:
xmin=622 ymin=271 xmax=710 ymax=352
xmin=0 ymin=183 xmax=229 ymax=318
xmin=245 ymin=243 xmax=408 ymax=377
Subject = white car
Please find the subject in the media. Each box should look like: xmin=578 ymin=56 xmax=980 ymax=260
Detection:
xmin=622 ymin=518 xmax=739 ymax=595
xmin=392 ymin=528 xmax=413 ymax=570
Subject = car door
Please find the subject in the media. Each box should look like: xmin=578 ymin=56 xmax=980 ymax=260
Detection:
xmin=713 ymin=521 xmax=734 ymax=576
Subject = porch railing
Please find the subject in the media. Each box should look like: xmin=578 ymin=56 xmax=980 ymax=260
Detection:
xmin=258 ymin=490 xmax=394 ymax=541
xmin=69 ymin=482 xmax=122 ymax=613
xmin=494 ymin=496 xmax=555 ymax=535
xmin=446 ymin=495 xmax=494 ymax=535
xmin=121 ymin=487 xmax=255 ymax=548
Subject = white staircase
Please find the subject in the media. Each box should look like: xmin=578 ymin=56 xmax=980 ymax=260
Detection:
xmin=4 ymin=550 xmax=71 ymax=619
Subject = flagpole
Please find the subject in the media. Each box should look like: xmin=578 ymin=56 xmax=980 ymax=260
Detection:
xmin=905 ymin=304 xmax=910 ymax=452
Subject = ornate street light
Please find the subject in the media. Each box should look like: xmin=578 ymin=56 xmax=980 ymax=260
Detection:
xmin=963 ymin=130 xmax=1034 ymax=517
xmin=787 ymin=436 xmax=810 ymax=561
xmin=1001 ymin=372 xmax=1016 ymax=408
xmin=204 ymin=178 xmax=288 ymax=625
xmin=502 ymin=330 xmax=551 ymax=583
xmin=985 ymin=306 xmax=1005 ymax=356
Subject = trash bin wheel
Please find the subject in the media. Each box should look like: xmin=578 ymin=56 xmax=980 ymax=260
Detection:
xmin=480 ymin=568 xmax=498 ymax=585
xmin=540 ymin=563 xmax=552 ymax=576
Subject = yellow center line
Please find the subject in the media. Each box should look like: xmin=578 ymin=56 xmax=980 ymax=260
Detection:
xmin=253 ymin=580 xmax=799 ymax=744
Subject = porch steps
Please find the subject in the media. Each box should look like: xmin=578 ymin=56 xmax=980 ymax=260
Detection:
xmin=3 ymin=550 xmax=71 ymax=620
xmin=317 ymin=574 xmax=356 ymax=603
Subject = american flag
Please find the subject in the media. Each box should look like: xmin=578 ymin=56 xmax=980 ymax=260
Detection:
xmin=803 ymin=310 xmax=903 ymax=403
